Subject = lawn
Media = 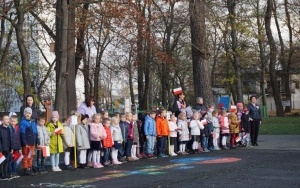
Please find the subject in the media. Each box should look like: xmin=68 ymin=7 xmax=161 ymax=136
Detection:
xmin=260 ymin=116 xmax=300 ymax=135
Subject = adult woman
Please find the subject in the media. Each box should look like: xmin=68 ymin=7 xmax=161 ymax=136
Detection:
xmin=195 ymin=97 xmax=206 ymax=112
xmin=173 ymin=93 xmax=187 ymax=117
xmin=77 ymin=96 xmax=97 ymax=119
xmin=20 ymin=94 xmax=39 ymax=121
xmin=247 ymin=96 xmax=262 ymax=146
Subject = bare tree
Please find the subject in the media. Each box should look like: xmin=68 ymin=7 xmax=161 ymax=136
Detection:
xmin=265 ymin=0 xmax=284 ymax=116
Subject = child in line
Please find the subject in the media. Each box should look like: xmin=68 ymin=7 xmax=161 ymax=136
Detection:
xmin=156 ymin=108 xmax=170 ymax=158
xmin=125 ymin=113 xmax=134 ymax=161
xmin=118 ymin=114 xmax=127 ymax=162
xmin=168 ymin=114 xmax=179 ymax=156
xmin=62 ymin=117 xmax=75 ymax=170
xmin=144 ymin=111 xmax=157 ymax=158
xmin=131 ymin=113 xmax=140 ymax=160
xmin=201 ymin=112 xmax=210 ymax=152
xmin=220 ymin=110 xmax=230 ymax=149
xmin=47 ymin=111 xmax=64 ymax=172
xmin=189 ymin=112 xmax=204 ymax=154
xmin=102 ymin=118 xmax=113 ymax=166
xmin=36 ymin=116 xmax=50 ymax=172
xmin=177 ymin=112 xmax=189 ymax=155
xmin=76 ymin=114 xmax=90 ymax=168
xmin=110 ymin=117 xmax=123 ymax=164
xmin=89 ymin=114 xmax=106 ymax=168
xmin=0 ymin=115 xmax=15 ymax=180
xmin=236 ymin=103 xmax=244 ymax=146
xmin=20 ymin=107 xmax=40 ymax=176
xmin=229 ymin=106 xmax=239 ymax=149
xmin=241 ymin=108 xmax=251 ymax=147
xmin=211 ymin=110 xmax=221 ymax=150
xmin=9 ymin=115 xmax=21 ymax=178
xmin=207 ymin=105 xmax=215 ymax=150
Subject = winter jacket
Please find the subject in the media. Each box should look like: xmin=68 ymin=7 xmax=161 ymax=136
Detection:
xmin=195 ymin=103 xmax=206 ymax=112
xmin=177 ymin=119 xmax=189 ymax=141
xmin=47 ymin=122 xmax=64 ymax=154
xmin=156 ymin=115 xmax=170 ymax=136
xmin=11 ymin=125 xmax=21 ymax=150
xmin=212 ymin=117 xmax=220 ymax=133
xmin=37 ymin=125 xmax=50 ymax=146
xmin=110 ymin=124 xmax=123 ymax=143
xmin=144 ymin=115 xmax=156 ymax=136
xmin=189 ymin=120 xmax=204 ymax=136
xmin=20 ymin=118 xmax=40 ymax=147
xmin=119 ymin=121 xmax=128 ymax=141
xmin=89 ymin=123 xmax=107 ymax=141
xmin=77 ymin=102 xmax=97 ymax=120
xmin=229 ymin=113 xmax=240 ymax=134
xmin=168 ymin=121 xmax=178 ymax=137
xmin=0 ymin=125 xmax=16 ymax=152
xmin=248 ymin=103 xmax=262 ymax=121
xmin=63 ymin=125 xmax=74 ymax=149
xmin=132 ymin=121 xmax=139 ymax=142
xmin=220 ymin=116 xmax=230 ymax=134
xmin=76 ymin=124 xmax=90 ymax=150
xmin=102 ymin=126 xmax=113 ymax=148
xmin=241 ymin=113 xmax=251 ymax=133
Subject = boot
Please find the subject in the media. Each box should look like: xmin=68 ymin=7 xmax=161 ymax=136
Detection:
xmin=131 ymin=146 xmax=139 ymax=160
xmin=112 ymin=149 xmax=122 ymax=165
xmin=170 ymin=145 xmax=177 ymax=156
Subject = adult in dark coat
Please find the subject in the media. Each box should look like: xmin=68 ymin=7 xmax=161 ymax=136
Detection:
xmin=247 ymin=96 xmax=262 ymax=146
xmin=20 ymin=94 xmax=39 ymax=122
xmin=195 ymin=97 xmax=206 ymax=112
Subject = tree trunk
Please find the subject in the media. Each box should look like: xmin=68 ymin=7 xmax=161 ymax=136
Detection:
xmin=14 ymin=0 xmax=32 ymax=102
xmin=190 ymin=0 xmax=213 ymax=106
xmin=55 ymin=0 xmax=68 ymax=115
xmin=256 ymin=0 xmax=267 ymax=107
xmin=227 ymin=0 xmax=243 ymax=103
xmin=265 ymin=0 xmax=284 ymax=116
xmin=67 ymin=0 xmax=77 ymax=115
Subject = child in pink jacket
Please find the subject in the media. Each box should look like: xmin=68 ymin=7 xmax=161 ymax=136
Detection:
xmin=89 ymin=114 xmax=107 ymax=168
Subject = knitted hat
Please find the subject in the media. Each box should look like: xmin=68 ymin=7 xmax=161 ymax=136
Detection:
xmin=243 ymin=107 xmax=249 ymax=112
xmin=81 ymin=114 xmax=89 ymax=122
xmin=237 ymin=103 xmax=243 ymax=108
xmin=52 ymin=111 xmax=59 ymax=118
xmin=230 ymin=105 xmax=237 ymax=112
xmin=24 ymin=107 xmax=32 ymax=115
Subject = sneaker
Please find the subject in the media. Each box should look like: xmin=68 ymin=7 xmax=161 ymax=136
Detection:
xmin=24 ymin=168 xmax=34 ymax=176
xmin=65 ymin=165 xmax=74 ymax=170
xmin=158 ymin=153 xmax=165 ymax=158
xmin=203 ymin=148 xmax=210 ymax=152
xmin=11 ymin=174 xmax=20 ymax=179
xmin=214 ymin=147 xmax=221 ymax=150
xmin=127 ymin=157 xmax=134 ymax=162
xmin=93 ymin=163 xmax=104 ymax=168
xmin=56 ymin=167 xmax=62 ymax=171
xmin=104 ymin=161 xmax=113 ymax=167
xmin=52 ymin=167 xmax=58 ymax=172
xmin=132 ymin=156 xmax=140 ymax=160
xmin=162 ymin=154 xmax=169 ymax=158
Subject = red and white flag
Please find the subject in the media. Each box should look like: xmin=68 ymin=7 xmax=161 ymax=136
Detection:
xmin=42 ymin=146 xmax=50 ymax=157
xmin=0 ymin=153 xmax=6 ymax=164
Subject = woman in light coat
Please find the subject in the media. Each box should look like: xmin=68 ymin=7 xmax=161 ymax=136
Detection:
xmin=76 ymin=114 xmax=90 ymax=168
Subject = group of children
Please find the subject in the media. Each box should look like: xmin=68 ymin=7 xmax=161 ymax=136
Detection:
xmin=0 ymin=102 xmax=253 ymax=180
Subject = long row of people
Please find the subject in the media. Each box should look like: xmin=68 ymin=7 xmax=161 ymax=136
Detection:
xmin=0 ymin=96 xmax=262 ymax=180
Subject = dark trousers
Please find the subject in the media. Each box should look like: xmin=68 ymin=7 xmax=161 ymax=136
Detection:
xmin=118 ymin=142 xmax=125 ymax=160
xmin=103 ymin=148 xmax=111 ymax=163
xmin=36 ymin=150 xmax=46 ymax=169
xmin=208 ymin=134 xmax=214 ymax=149
xmin=125 ymin=139 xmax=133 ymax=157
xmin=157 ymin=136 xmax=167 ymax=155
xmin=0 ymin=151 xmax=11 ymax=178
xmin=250 ymin=120 xmax=260 ymax=144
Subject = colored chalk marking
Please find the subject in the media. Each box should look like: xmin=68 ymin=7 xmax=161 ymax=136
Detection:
xmin=64 ymin=157 xmax=241 ymax=186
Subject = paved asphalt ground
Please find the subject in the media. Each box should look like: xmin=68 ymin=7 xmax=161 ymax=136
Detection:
xmin=2 ymin=135 xmax=300 ymax=188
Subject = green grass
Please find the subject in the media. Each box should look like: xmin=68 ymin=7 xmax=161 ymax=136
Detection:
xmin=260 ymin=116 xmax=300 ymax=135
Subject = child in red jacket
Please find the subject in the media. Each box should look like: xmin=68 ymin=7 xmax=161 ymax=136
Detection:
xmin=102 ymin=118 xmax=113 ymax=166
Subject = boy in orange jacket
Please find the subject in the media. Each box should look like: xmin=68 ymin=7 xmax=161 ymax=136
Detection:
xmin=156 ymin=108 xmax=170 ymax=158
